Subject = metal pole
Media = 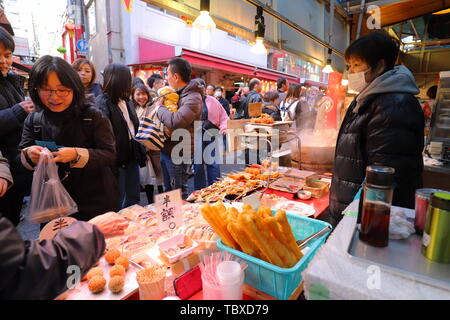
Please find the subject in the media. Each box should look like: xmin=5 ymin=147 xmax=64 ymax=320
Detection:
xmin=356 ymin=0 xmax=366 ymax=40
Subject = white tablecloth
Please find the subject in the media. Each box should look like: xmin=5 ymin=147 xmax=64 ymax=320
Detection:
xmin=302 ymin=200 xmax=450 ymax=300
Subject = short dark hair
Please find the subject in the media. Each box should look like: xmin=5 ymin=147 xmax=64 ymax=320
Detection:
xmin=215 ymin=86 xmax=223 ymax=92
xmin=168 ymin=58 xmax=191 ymax=83
xmin=249 ymin=78 xmax=260 ymax=91
xmin=427 ymin=85 xmax=438 ymax=99
xmin=277 ymin=78 xmax=287 ymax=90
xmin=345 ymin=31 xmax=400 ymax=71
xmin=147 ymin=74 xmax=163 ymax=88
xmin=0 ymin=26 xmax=15 ymax=52
xmin=29 ymin=55 xmax=85 ymax=112
xmin=206 ymin=84 xmax=216 ymax=91
xmin=263 ymin=91 xmax=279 ymax=103
xmin=131 ymin=83 xmax=150 ymax=104
xmin=72 ymin=58 xmax=98 ymax=89
xmin=102 ymin=64 xmax=132 ymax=103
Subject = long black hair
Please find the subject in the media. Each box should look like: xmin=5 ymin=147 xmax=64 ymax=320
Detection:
xmin=102 ymin=63 xmax=132 ymax=104
xmin=29 ymin=55 xmax=85 ymax=112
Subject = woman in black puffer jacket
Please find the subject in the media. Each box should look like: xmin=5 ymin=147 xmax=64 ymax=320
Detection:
xmin=327 ymin=31 xmax=424 ymax=227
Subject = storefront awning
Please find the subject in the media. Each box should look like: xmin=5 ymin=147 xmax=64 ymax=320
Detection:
xmin=137 ymin=37 xmax=300 ymax=83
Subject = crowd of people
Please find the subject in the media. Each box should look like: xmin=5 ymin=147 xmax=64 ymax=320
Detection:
xmin=0 ymin=26 xmax=427 ymax=298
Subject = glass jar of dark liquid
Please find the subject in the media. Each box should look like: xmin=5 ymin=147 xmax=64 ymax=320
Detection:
xmin=359 ymin=166 xmax=395 ymax=247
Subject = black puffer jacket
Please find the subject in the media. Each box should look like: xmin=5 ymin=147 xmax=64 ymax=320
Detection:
xmin=262 ymin=102 xmax=281 ymax=121
xmin=0 ymin=215 xmax=105 ymax=300
xmin=329 ymin=66 xmax=424 ymax=226
xmin=19 ymin=104 xmax=120 ymax=221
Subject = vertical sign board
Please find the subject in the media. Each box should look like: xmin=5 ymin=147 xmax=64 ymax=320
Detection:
xmin=155 ymin=189 xmax=183 ymax=232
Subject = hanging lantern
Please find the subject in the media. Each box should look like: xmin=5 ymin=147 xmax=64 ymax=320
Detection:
xmin=57 ymin=46 xmax=67 ymax=54
xmin=65 ymin=20 xmax=75 ymax=38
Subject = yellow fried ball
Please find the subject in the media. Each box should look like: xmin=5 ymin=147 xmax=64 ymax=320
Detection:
xmin=109 ymin=264 xmax=126 ymax=278
xmin=105 ymin=248 xmax=121 ymax=265
xmin=109 ymin=276 xmax=125 ymax=294
xmin=86 ymin=267 xmax=104 ymax=281
xmin=88 ymin=275 xmax=106 ymax=294
xmin=115 ymin=256 xmax=129 ymax=270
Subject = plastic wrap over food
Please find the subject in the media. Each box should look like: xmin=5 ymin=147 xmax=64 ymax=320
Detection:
xmin=302 ymin=200 xmax=450 ymax=300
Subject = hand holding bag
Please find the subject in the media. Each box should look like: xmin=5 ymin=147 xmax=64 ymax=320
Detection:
xmin=28 ymin=148 xmax=78 ymax=224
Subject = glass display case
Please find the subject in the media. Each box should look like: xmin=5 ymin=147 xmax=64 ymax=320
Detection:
xmin=431 ymin=71 xmax=450 ymax=143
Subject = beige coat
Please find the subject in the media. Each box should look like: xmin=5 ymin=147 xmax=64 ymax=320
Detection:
xmin=0 ymin=151 xmax=13 ymax=188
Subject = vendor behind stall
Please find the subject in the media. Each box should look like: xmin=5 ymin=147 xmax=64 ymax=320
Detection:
xmin=327 ymin=31 xmax=424 ymax=227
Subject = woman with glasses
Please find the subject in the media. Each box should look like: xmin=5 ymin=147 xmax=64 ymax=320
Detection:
xmin=0 ymin=27 xmax=35 ymax=226
xmin=18 ymin=55 xmax=120 ymax=222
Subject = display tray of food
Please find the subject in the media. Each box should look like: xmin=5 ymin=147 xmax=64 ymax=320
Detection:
xmin=200 ymin=201 xmax=332 ymax=300
xmin=58 ymin=252 xmax=142 ymax=300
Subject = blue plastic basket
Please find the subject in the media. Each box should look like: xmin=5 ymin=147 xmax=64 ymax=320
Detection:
xmin=217 ymin=212 xmax=332 ymax=300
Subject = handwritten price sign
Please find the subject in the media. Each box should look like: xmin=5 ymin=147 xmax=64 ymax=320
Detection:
xmin=155 ymin=189 xmax=183 ymax=231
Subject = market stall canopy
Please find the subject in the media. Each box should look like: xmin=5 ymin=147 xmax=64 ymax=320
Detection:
xmin=135 ymin=37 xmax=300 ymax=83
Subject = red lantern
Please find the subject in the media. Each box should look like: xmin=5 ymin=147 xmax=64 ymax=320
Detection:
xmin=65 ymin=20 xmax=75 ymax=38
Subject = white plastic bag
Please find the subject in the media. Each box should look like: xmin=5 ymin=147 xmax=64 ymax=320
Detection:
xmin=28 ymin=148 xmax=78 ymax=223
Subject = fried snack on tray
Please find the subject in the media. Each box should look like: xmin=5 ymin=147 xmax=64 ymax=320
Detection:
xmin=205 ymin=203 xmax=302 ymax=268
xmin=88 ymin=275 xmax=106 ymax=294
xmin=115 ymin=256 xmax=130 ymax=270
xmin=275 ymin=210 xmax=303 ymax=260
xmin=85 ymin=267 xmax=103 ymax=282
xmin=200 ymin=202 xmax=240 ymax=250
xmin=109 ymin=276 xmax=125 ymax=294
xmin=250 ymin=113 xmax=275 ymax=124
xmin=110 ymin=264 xmax=126 ymax=278
xmin=105 ymin=248 xmax=121 ymax=265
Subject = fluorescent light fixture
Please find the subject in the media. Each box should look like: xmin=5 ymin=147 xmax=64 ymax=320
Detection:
xmin=251 ymin=37 xmax=267 ymax=55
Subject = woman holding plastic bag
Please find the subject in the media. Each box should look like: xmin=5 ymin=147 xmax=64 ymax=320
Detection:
xmin=18 ymin=56 xmax=119 ymax=222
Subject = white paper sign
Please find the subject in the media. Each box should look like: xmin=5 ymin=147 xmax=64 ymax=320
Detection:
xmin=155 ymin=189 xmax=183 ymax=231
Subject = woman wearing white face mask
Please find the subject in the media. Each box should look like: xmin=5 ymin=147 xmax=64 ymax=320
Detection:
xmin=326 ymin=31 xmax=424 ymax=227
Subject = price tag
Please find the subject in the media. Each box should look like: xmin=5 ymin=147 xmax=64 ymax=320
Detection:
xmin=155 ymin=189 xmax=183 ymax=231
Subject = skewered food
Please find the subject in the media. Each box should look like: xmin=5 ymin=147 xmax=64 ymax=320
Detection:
xmin=109 ymin=264 xmax=126 ymax=277
xmin=88 ymin=275 xmax=106 ymax=294
xmin=109 ymin=276 xmax=125 ymax=294
xmin=105 ymin=248 xmax=121 ymax=265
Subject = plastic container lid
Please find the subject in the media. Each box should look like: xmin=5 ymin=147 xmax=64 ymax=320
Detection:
xmin=216 ymin=261 xmax=242 ymax=285
xmin=416 ymin=188 xmax=445 ymax=200
xmin=366 ymin=166 xmax=395 ymax=188
xmin=431 ymin=192 xmax=450 ymax=211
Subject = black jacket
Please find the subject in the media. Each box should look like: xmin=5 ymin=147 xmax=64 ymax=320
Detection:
xmin=217 ymin=97 xmax=231 ymax=116
xmin=19 ymin=104 xmax=120 ymax=221
xmin=88 ymin=83 xmax=102 ymax=97
xmin=242 ymin=90 xmax=263 ymax=119
xmin=262 ymin=103 xmax=282 ymax=121
xmin=95 ymin=93 xmax=146 ymax=168
xmin=329 ymin=92 xmax=424 ymax=225
xmin=0 ymin=216 xmax=105 ymax=299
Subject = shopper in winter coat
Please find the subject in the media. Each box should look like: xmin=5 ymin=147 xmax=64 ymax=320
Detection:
xmin=0 ymin=209 xmax=128 ymax=299
xmin=240 ymin=78 xmax=263 ymax=119
xmin=72 ymin=58 xmax=102 ymax=97
xmin=214 ymin=86 xmax=231 ymax=116
xmin=0 ymin=27 xmax=34 ymax=225
xmin=194 ymin=79 xmax=229 ymax=190
xmin=156 ymin=58 xmax=203 ymax=199
xmin=262 ymin=91 xmax=282 ymax=121
xmin=328 ymin=31 xmax=424 ymax=227
xmin=132 ymin=83 xmax=164 ymax=204
xmin=96 ymin=64 xmax=146 ymax=209
xmin=19 ymin=56 xmax=120 ymax=222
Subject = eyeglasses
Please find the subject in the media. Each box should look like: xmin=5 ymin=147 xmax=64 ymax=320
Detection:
xmin=38 ymin=88 xmax=72 ymax=97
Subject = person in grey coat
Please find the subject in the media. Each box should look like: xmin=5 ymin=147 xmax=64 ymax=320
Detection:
xmin=156 ymin=58 xmax=203 ymax=199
